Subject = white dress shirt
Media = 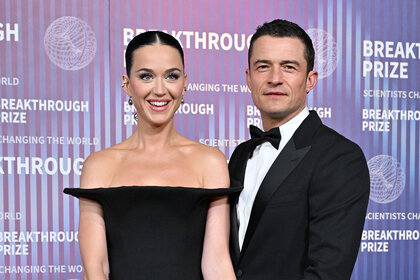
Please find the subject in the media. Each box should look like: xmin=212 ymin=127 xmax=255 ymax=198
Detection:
xmin=237 ymin=107 xmax=310 ymax=249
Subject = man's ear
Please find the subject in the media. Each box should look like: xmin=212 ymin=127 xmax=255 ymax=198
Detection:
xmin=305 ymin=70 xmax=318 ymax=93
xmin=245 ymin=69 xmax=252 ymax=92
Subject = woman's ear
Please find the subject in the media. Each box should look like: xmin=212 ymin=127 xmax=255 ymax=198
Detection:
xmin=121 ymin=75 xmax=130 ymax=96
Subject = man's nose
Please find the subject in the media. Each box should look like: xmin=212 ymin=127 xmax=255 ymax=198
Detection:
xmin=267 ymin=66 xmax=283 ymax=85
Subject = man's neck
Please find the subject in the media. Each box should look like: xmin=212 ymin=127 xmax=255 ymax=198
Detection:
xmin=261 ymin=107 xmax=308 ymax=131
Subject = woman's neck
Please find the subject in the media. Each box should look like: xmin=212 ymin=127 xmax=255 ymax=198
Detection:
xmin=128 ymin=121 xmax=180 ymax=150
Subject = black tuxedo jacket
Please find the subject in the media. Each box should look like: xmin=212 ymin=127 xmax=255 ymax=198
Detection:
xmin=229 ymin=111 xmax=370 ymax=280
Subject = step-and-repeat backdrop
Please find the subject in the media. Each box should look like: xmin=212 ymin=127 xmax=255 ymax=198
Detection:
xmin=1 ymin=0 xmax=419 ymax=279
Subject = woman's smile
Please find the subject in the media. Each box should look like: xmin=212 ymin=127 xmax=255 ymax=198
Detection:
xmin=147 ymin=99 xmax=171 ymax=111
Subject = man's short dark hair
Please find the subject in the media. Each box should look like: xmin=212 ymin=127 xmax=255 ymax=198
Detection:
xmin=248 ymin=19 xmax=315 ymax=74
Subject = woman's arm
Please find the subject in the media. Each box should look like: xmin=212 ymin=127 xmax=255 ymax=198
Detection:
xmin=201 ymin=149 xmax=236 ymax=280
xmin=78 ymin=154 xmax=110 ymax=280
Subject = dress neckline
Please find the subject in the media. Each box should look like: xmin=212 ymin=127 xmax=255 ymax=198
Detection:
xmin=66 ymin=185 xmax=240 ymax=191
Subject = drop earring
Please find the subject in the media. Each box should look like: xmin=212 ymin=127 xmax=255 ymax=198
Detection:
xmin=127 ymin=96 xmax=137 ymax=122
xmin=181 ymin=87 xmax=186 ymax=104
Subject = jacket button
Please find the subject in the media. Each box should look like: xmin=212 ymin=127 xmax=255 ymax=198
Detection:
xmin=236 ymin=269 xmax=243 ymax=277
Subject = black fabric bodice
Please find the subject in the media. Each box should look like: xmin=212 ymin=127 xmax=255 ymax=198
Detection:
xmin=64 ymin=186 xmax=241 ymax=279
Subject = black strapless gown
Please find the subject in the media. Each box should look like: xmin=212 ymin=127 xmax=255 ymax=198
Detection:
xmin=64 ymin=186 xmax=241 ymax=279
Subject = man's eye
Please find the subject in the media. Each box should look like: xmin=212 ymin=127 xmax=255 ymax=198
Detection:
xmin=257 ymin=65 xmax=269 ymax=70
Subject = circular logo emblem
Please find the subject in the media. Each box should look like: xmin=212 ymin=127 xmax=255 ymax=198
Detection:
xmin=44 ymin=16 xmax=97 ymax=71
xmin=306 ymin=28 xmax=339 ymax=79
xmin=368 ymin=155 xmax=406 ymax=204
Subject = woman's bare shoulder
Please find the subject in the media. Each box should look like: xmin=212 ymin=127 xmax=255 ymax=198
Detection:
xmin=80 ymin=146 xmax=126 ymax=189
xmin=184 ymin=141 xmax=229 ymax=188
xmin=192 ymin=142 xmax=227 ymax=164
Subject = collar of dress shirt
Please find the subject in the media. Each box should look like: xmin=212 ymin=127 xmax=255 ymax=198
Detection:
xmin=252 ymin=107 xmax=310 ymax=156
xmin=278 ymin=106 xmax=310 ymax=151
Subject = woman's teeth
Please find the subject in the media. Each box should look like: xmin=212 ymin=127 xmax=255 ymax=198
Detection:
xmin=149 ymin=101 xmax=169 ymax=107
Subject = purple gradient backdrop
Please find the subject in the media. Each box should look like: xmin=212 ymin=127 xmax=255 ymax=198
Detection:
xmin=1 ymin=0 xmax=419 ymax=279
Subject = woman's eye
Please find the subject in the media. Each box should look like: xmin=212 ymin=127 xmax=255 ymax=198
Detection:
xmin=167 ymin=73 xmax=180 ymax=80
xmin=139 ymin=73 xmax=153 ymax=80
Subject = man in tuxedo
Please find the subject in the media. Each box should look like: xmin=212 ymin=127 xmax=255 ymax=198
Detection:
xmin=229 ymin=19 xmax=370 ymax=279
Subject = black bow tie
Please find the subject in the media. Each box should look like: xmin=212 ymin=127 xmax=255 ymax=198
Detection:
xmin=249 ymin=125 xmax=281 ymax=158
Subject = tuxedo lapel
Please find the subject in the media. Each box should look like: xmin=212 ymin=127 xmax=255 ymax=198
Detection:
xmin=230 ymin=193 xmax=241 ymax=263
xmin=229 ymin=141 xmax=256 ymax=183
xmin=229 ymin=141 xmax=255 ymax=261
xmin=239 ymin=138 xmax=311 ymax=259
xmin=232 ymin=111 xmax=323 ymax=263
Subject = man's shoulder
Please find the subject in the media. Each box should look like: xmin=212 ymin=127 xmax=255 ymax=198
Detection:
xmin=228 ymin=139 xmax=252 ymax=170
xmin=311 ymin=123 xmax=365 ymax=159
xmin=299 ymin=111 xmax=360 ymax=148
xmin=236 ymin=139 xmax=252 ymax=150
xmin=231 ymin=139 xmax=253 ymax=156
xmin=319 ymin=123 xmax=359 ymax=144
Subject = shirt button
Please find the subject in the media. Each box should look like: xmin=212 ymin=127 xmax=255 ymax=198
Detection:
xmin=236 ymin=269 xmax=243 ymax=277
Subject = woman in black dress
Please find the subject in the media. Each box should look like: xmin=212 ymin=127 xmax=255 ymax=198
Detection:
xmin=65 ymin=31 xmax=239 ymax=279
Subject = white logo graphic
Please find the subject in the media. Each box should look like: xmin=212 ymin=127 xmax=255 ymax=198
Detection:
xmin=44 ymin=16 xmax=96 ymax=70
xmin=306 ymin=28 xmax=338 ymax=79
xmin=368 ymin=155 xmax=406 ymax=204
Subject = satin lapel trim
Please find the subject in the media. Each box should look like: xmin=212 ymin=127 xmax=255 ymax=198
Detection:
xmin=229 ymin=141 xmax=254 ymax=262
xmin=230 ymin=195 xmax=241 ymax=263
xmin=235 ymin=141 xmax=255 ymax=182
xmin=239 ymin=139 xmax=311 ymax=261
